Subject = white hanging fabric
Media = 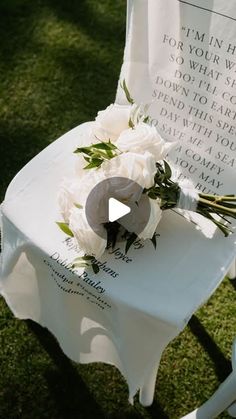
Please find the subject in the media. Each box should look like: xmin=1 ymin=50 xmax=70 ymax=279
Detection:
xmin=117 ymin=0 xmax=236 ymax=194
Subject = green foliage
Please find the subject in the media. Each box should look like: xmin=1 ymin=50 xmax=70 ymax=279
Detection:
xmin=197 ymin=194 xmax=236 ymax=237
xmin=121 ymin=79 xmax=134 ymax=105
xmin=144 ymin=161 xmax=180 ymax=210
xmin=92 ymin=263 xmax=100 ymax=274
xmin=73 ymin=255 xmax=100 ymax=273
xmin=56 ymin=222 xmax=74 ymax=237
xmin=145 ymin=161 xmax=236 ymax=237
xmin=125 ymin=232 xmax=137 ymax=254
xmin=74 ymin=203 xmax=83 ymax=209
xmin=151 ymin=232 xmax=157 ymax=249
xmin=104 ymin=221 xmax=121 ymax=250
xmin=74 ymin=141 xmax=118 ymax=169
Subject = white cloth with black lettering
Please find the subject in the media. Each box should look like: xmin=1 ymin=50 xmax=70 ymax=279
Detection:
xmin=1 ymin=0 xmax=236 ymax=406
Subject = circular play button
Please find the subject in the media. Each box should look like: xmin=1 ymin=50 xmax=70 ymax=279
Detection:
xmin=85 ymin=177 xmax=151 ymax=240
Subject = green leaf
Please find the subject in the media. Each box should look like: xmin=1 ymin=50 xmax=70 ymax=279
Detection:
xmin=121 ymin=79 xmax=134 ymax=105
xmin=84 ymin=159 xmax=103 ymax=169
xmin=73 ymin=262 xmax=90 ymax=268
xmin=107 ymin=140 xmax=117 ymax=150
xmin=74 ymin=147 xmax=93 ymax=156
xmin=125 ymin=232 xmax=137 ymax=254
xmin=92 ymin=263 xmax=100 ymax=274
xmin=128 ymin=118 xmax=134 ymax=129
xmin=163 ymin=160 xmax=172 ymax=179
xmin=82 ymin=255 xmax=95 ymax=261
xmin=56 ymin=222 xmax=74 ymax=237
xmin=92 ymin=141 xmax=117 ymax=151
xmin=148 ymin=191 xmax=157 ymax=200
xmin=151 ymin=234 xmax=157 ymax=249
xmin=74 ymin=203 xmax=83 ymax=209
xmin=106 ymin=149 xmax=113 ymax=158
xmin=74 ymin=255 xmax=94 ymax=262
xmin=74 ymin=141 xmax=118 ymax=169
xmin=91 ymin=150 xmax=108 ymax=159
xmin=104 ymin=221 xmax=120 ymax=249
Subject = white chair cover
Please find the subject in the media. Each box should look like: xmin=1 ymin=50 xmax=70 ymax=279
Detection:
xmin=0 ymin=0 xmax=236 ymax=408
xmin=117 ymin=0 xmax=236 ymax=196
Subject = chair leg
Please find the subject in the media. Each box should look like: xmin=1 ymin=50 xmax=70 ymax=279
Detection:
xmin=139 ymin=363 xmax=159 ymax=406
xmin=181 ymin=339 xmax=236 ymax=419
xmin=228 ymin=259 xmax=236 ymax=280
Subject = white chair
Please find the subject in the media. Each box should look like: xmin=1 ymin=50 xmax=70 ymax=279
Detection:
xmin=0 ymin=0 xmax=236 ymax=414
xmin=119 ymin=0 xmax=236 ymax=415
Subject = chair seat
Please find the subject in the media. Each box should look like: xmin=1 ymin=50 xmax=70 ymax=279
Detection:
xmin=1 ymin=121 xmax=235 ymax=404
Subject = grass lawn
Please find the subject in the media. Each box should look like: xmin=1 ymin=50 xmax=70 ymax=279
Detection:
xmin=0 ymin=1 xmax=235 ymax=418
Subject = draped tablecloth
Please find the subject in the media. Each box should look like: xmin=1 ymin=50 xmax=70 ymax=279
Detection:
xmin=1 ymin=121 xmax=235 ymax=406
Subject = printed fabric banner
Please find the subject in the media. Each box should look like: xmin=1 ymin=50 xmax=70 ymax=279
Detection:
xmin=117 ymin=0 xmax=236 ymax=196
xmin=1 ymin=0 xmax=236 ymax=406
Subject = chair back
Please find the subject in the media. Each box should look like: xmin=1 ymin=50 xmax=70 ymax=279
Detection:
xmin=117 ymin=0 xmax=236 ymax=195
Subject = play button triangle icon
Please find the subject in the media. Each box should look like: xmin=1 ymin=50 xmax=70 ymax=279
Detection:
xmin=85 ymin=177 xmax=151 ymax=239
xmin=108 ymin=197 xmax=131 ymax=222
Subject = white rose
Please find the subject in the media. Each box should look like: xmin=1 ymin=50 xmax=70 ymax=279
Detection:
xmin=59 ymin=169 xmax=109 ymax=257
xmin=58 ymin=168 xmax=106 ymax=222
xmin=116 ymin=122 xmax=174 ymax=160
xmin=92 ymin=103 xmax=132 ymax=141
xmin=59 ymin=150 xmax=159 ymax=258
xmin=58 ymin=180 xmax=82 ymax=223
xmin=102 ymin=151 xmax=156 ymax=190
xmin=138 ymin=198 xmax=162 ymax=240
xmin=69 ymin=207 xmax=107 ymax=258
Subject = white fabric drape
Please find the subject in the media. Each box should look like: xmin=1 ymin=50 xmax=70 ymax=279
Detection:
xmin=1 ymin=0 xmax=236 ymax=406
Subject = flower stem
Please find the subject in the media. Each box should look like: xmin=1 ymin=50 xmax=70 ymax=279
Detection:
xmin=198 ymin=197 xmax=236 ymax=216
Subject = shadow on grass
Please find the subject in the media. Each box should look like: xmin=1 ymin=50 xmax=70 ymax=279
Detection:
xmin=0 ymin=0 xmax=125 ymax=64
xmin=26 ymin=319 xmax=106 ymax=419
xmin=145 ymin=399 xmax=169 ymax=419
xmin=49 ymin=43 xmax=121 ymax=118
xmin=0 ymin=0 xmax=40 ymax=71
xmin=26 ymin=319 xmax=169 ymax=419
xmin=26 ymin=320 xmax=167 ymax=419
xmin=0 ymin=0 xmax=125 ymax=98
xmin=0 ymin=120 xmax=50 ymax=201
xmin=189 ymin=315 xmax=232 ymax=382
xmin=0 ymin=0 xmax=125 ymax=203
xmin=44 ymin=1 xmax=126 ymax=114
xmin=230 ymin=277 xmax=236 ymax=291
xmin=45 ymin=0 xmax=126 ymax=45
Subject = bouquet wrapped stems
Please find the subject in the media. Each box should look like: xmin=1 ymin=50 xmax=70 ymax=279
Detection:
xmin=145 ymin=161 xmax=236 ymax=237
xmin=197 ymin=194 xmax=236 ymax=236
xmin=57 ymin=80 xmax=236 ymax=273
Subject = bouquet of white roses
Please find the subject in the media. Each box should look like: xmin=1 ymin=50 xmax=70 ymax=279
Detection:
xmin=57 ymin=81 xmax=236 ymax=274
